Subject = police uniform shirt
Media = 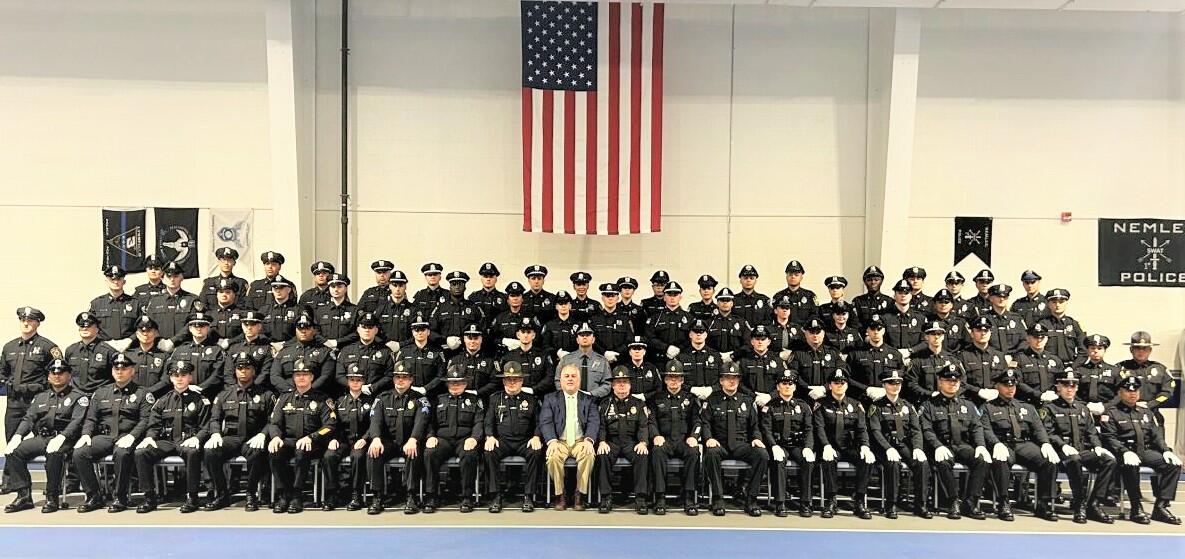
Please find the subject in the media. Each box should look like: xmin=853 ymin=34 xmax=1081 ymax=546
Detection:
xmin=64 ymin=338 xmax=117 ymax=394
xmin=969 ymin=294 xmax=993 ymax=317
xmin=951 ymin=296 xmax=975 ymax=319
xmin=368 ymin=389 xmax=430 ymax=445
xmin=598 ymin=395 xmax=649 ymax=444
xmin=674 ymin=346 xmax=724 ymax=388
xmin=1040 ymin=398 xmax=1102 ymax=452
xmin=223 ymin=337 xmax=275 ymax=387
xmin=786 ymin=345 xmax=847 ymax=387
xmin=905 ymin=349 xmax=963 ymax=404
xmin=269 ymin=340 xmax=335 ymax=393
xmin=374 ymin=296 xmax=416 ymax=345
xmin=867 ymin=397 xmax=924 ymax=452
xmin=935 ymin=314 xmax=971 ymax=352
xmin=125 ymin=344 xmax=170 ymax=396
xmin=919 ymin=393 xmax=986 ymax=449
xmin=1072 ymin=358 xmax=1119 ymax=404
xmin=880 ymin=306 xmax=925 ymax=351
xmin=315 ymin=300 xmax=361 ymax=347
xmin=200 ymin=274 xmax=249 ymax=309
xmin=1035 ymin=314 xmax=1086 ymax=364
xmin=813 ymin=395 xmax=869 ymax=450
xmin=147 ymin=389 xmax=211 ymax=442
xmin=957 ymin=344 xmax=1009 ymax=401
xmin=501 ymin=346 xmax=554 ymax=396
xmin=687 ymin=300 xmax=717 ymax=322
xmin=259 ymin=297 xmax=300 ymax=343
xmin=267 ymin=389 xmax=336 ymax=441
xmin=521 ymin=289 xmax=556 ymax=323
xmin=132 ymin=281 xmax=167 ymax=306
xmin=590 ymin=307 xmax=634 ymax=356
xmin=846 ymin=342 xmax=905 ymax=398
xmin=357 ymin=284 xmax=391 ymax=314
xmin=737 ymin=351 xmax=790 ymax=396
xmin=1010 ymin=294 xmax=1048 ymax=325
xmin=209 ymin=303 xmax=246 ymax=341
xmin=209 ymin=383 xmax=275 ymax=438
xmin=333 ymin=392 xmax=374 ymax=442
xmin=852 ymin=292 xmax=892 ymax=326
xmin=980 ymin=397 xmax=1049 ymax=446
xmin=541 ymin=316 xmax=579 ymax=355
xmin=765 ymin=320 xmax=803 ymax=355
xmin=623 ymin=361 xmax=662 ymax=397
xmin=83 ymin=381 xmax=153 ymax=438
xmin=640 ymin=295 xmax=665 ymax=322
xmin=429 ymin=297 xmax=485 ymax=340
xmin=643 ymin=307 xmax=693 ymax=354
xmin=823 ymin=323 xmax=862 ymax=354
xmin=733 ymin=289 xmax=774 ymax=327
xmin=570 ymin=297 xmax=602 ymax=323
xmin=2 ymin=333 xmax=62 ymax=399
xmin=620 ymin=300 xmax=647 ymax=334
xmin=394 ymin=342 xmax=446 ymax=393
xmin=411 ymin=285 xmax=449 ymax=318
xmin=486 ymin=390 xmax=539 ymax=440
xmin=1100 ymin=401 xmax=1170 ymax=455
xmin=298 ymin=286 xmax=332 ymax=309
xmin=167 ymin=339 xmax=227 ymax=394
xmin=648 ymin=388 xmax=700 ymax=441
xmin=759 ymin=395 xmax=813 ymax=449
xmin=335 ymin=340 xmax=393 ymax=392
xmin=447 ymin=352 xmax=500 ymax=398
xmin=142 ymin=289 xmax=198 ymax=340
xmin=986 ymin=310 xmax=1027 ymax=354
xmin=909 ymin=292 xmax=935 ymax=318
xmin=15 ymin=386 xmax=88 ymax=440
xmin=770 ymin=287 xmax=815 ymax=325
xmin=244 ymin=276 xmax=278 ymax=312
xmin=817 ymin=300 xmax=857 ymax=327
xmin=700 ymin=390 xmax=760 ymax=448
xmin=1011 ymin=348 xmax=1068 ymax=404
xmin=1115 ymin=359 xmax=1176 ymax=411
xmin=428 ymin=392 xmax=485 ymax=441
xmin=706 ymin=313 xmax=751 ymax=354
xmin=88 ymin=291 xmax=140 ymax=340
xmin=468 ymin=287 xmax=509 ymax=321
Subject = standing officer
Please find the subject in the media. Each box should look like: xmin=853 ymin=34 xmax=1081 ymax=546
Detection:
xmin=298 ymin=260 xmax=335 ymax=307
xmin=1073 ymin=334 xmax=1119 ymax=411
xmin=905 ymin=321 xmax=964 ymax=405
xmin=772 ymin=261 xmax=815 ymax=325
xmin=125 ymin=316 xmax=169 ymax=397
xmin=206 ymin=278 xmax=245 ymax=342
xmin=500 ymin=317 xmax=554 ymax=397
xmin=394 ymin=314 xmax=446 ymax=397
xmin=1011 ymin=270 xmax=1047 ymax=324
xmin=1035 ymin=289 xmax=1085 ymax=364
xmin=595 ymin=367 xmax=651 ymax=514
xmin=64 ymin=312 xmax=117 ymax=395
xmin=852 ymin=266 xmax=892 ymax=326
xmin=787 ymin=318 xmax=848 ymax=402
xmin=430 ymin=271 xmax=485 ymax=355
xmin=591 ymin=283 xmax=633 ymax=365
xmin=1012 ymin=323 xmax=1069 ymax=406
xmin=931 ymin=289 xmax=971 ymax=351
xmin=958 ymin=316 xmax=1009 ymax=406
xmin=259 ymin=275 xmax=300 ymax=344
xmin=674 ymin=320 xmax=724 ymax=401
xmin=141 ymin=262 xmax=197 ymax=345
xmin=422 ymin=365 xmax=484 ymax=513
xmin=357 ymin=260 xmax=395 ymax=313
xmin=2 ymin=307 xmax=61 ymax=492
xmin=540 ymin=292 xmax=579 ymax=359
xmin=767 ymin=295 xmax=802 ymax=360
xmin=321 ymin=365 xmax=373 ymax=511
xmin=167 ymin=311 xmax=227 ymax=397
xmin=688 ymin=275 xmax=718 ymax=321
xmin=944 ymin=271 xmax=974 ymax=317
xmin=845 ymin=316 xmax=906 ymax=403
xmin=733 ymin=265 xmax=772 ymax=327
xmin=881 ymin=280 xmax=925 ymax=354
xmin=640 ymin=270 xmax=670 ymax=320
xmin=814 ymin=369 xmax=875 ymax=519
xmin=522 ymin=265 xmax=556 ymax=323
xmin=817 ymin=276 xmax=853 ymax=326
xmin=919 ymin=364 xmax=991 ymax=520
xmin=759 ymin=368 xmax=815 ymax=518
xmin=489 ymin=282 xmax=531 ymax=358
xmin=619 ymin=337 xmax=661 ymax=398
xmin=1041 ymin=370 xmax=1116 ymax=524
xmin=314 ymin=273 xmax=360 ymax=352
xmin=200 ymin=248 xmax=249 ymax=309
xmin=822 ymin=302 xmax=862 ymax=354
xmin=374 ymin=270 xmax=414 ymax=347
xmin=2 ymin=359 xmax=86 ymax=513
xmin=705 ymin=288 xmax=750 ymax=361
xmin=483 ymin=360 xmax=543 ymax=513
xmin=969 ymin=269 xmax=995 ymax=316
xmin=447 ymin=324 xmax=501 ymax=398
xmin=72 ymin=353 xmax=153 ymax=513
xmin=133 ymin=360 xmax=210 ymax=514
xmin=468 ymin=262 xmax=508 ymax=320
xmin=903 ymin=267 xmax=933 ymax=317
xmin=736 ymin=325 xmax=789 ymax=407
xmin=132 ymin=256 xmax=167 ymax=305
xmin=700 ymin=363 xmax=767 ymax=517
xmin=647 ymin=361 xmax=701 ymax=516
xmin=222 ymin=310 xmax=274 ymax=390
xmin=89 ymin=265 xmax=139 ymax=343
xmin=270 ymin=311 xmax=336 ymax=394
xmin=244 ymin=251 xmax=285 ymax=311
xmin=985 ymin=284 xmax=1027 ymax=353
xmin=617 ymin=276 xmax=646 ymax=333
xmin=334 ymin=313 xmax=393 ymax=397
xmin=569 ymin=272 xmax=602 ymax=322
xmin=365 ymin=360 xmax=430 ymax=515
xmin=266 ymin=358 xmax=336 ymax=514
xmin=202 ymin=352 xmax=276 ymax=512
xmin=867 ymin=369 xmax=931 ymax=519
xmin=644 ymin=282 xmax=693 ymax=364
xmin=412 ymin=263 xmax=447 ymax=317
xmin=1115 ymin=331 xmax=1176 ymax=435
xmin=1101 ymin=376 xmax=1181 ymax=525
xmin=980 ymin=369 xmax=1060 ymax=521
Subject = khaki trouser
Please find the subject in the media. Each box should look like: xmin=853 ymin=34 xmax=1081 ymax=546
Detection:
xmin=546 ymin=439 xmax=594 ymax=496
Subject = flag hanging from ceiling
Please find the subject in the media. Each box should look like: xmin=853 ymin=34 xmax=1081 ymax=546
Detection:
xmin=521 ymin=0 xmax=665 ymax=234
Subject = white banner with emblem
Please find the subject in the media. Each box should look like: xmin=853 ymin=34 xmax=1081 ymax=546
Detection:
xmin=208 ymin=209 xmax=253 ymax=278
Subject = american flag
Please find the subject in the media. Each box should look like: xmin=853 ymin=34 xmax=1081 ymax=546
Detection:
xmin=521 ymin=1 xmax=665 ymax=235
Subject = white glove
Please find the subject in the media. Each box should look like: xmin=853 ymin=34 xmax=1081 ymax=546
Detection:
xmin=46 ymin=435 xmax=66 ymax=454
xmin=445 ymin=336 xmax=461 ymax=350
xmin=1061 ymin=444 xmax=1079 ymax=457
xmin=501 ymin=338 xmax=521 ymax=351
xmin=190 ymin=385 xmax=203 ymax=394
xmin=720 ymin=352 xmax=733 ymax=363
xmin=991 ymin=443 xmax=1009 ymax=462
xmin=822 ymin=444 xmax=838 ymax=462
xmin=1123 ymin=451 xmax=1141 ymax=466
xmin=771 ymin=446 xmax=786 ymax=462
xmin=557 ymin=350 xmax=569 ymax=359
xmin=1086 ymin=402 xmax=1105 ymax=415
xmin=361 ymin=384 xmax=373 ymax=395
xmin=802 ymin=448 xmax=816 ymax=463
xmin=886 ymin=447 xmax=901 ymax=462
xmin=754 ymin=392 xmax=771 ymax=407
xmin=218 ymin=338 xmax=230 ymax=350
xmin=247 ymin=432 xmax=267 ymax=450
xmin=779 ymin=349 xmax=792 ymax=361
xmin=464 ymin=389 xmax=477 ymax=395
xmin=158 ymin=339 xmax=175 ymax=352
xmin=206 ymin=433 xmax=224 ymax=449
xmin=931 ymin=391 xmax=939 ymax=398
xmin=665 ymin=346 xmax=680 ymax=359
xmin=1164 ymin=451 xmax=1182 ymax=466
xmin=117 ymin=434 xmax=137 ymax=448
xmin=521 ymin=387 xmax=534 ymax=395
xmin=271 ymin=341 xmax=285 ymax=353
xmin=690 ymin=386 xmax=713 ymax=400
xmin=136 ymin=437 xmax=156 ymax=450
xmin=1136 ymin=401 xmax=1148 ymax=409
xmin=105 ymin=338 xmax=133 ymax=352
xmin=1040 ymin=390 xmax=1057 ymax=403
xmin=631 ymin=393 xmax=645 ymax=402
xmin=860 ymin=445 xmax=876 ymax=464
xmin=604 ymin=351 xmax=619 ymax=362
xmin=912 ymin=448 xmax=927 ymax=462
xmin=411 ymin=386 xmax=426 ymax=395
xmin=324 ymin=339 xmax=338 ymax=350
xmin=865 ymin=387 xmax=886 ymax=401
xmin=977 ymin=388 xmax=999 ymax=401
xmin=808 ymin=386 xmax=825 ymax=400
xmin=3 ymin=435 xmax=20 ymax=455
xmin=974 ymin=445 xmax=992 ymax=462
xmin=1094 ymin=447 xmax=1113 ymax=459
xmin=180 ymin=437 xmax=200 ymax=449
xmin=385 ymin=341 xmax=401 ymax=352
xmin=897 ymin=348 xmax=911 ymax=360
xmin=74 ymin=435 xmax=92 ymax=449
xmin=1040 ymin=442 xmax=1059 ymax=463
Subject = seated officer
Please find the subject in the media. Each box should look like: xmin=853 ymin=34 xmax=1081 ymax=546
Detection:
xmin=483 ymin=360 xmax=543 ymax=513
xmin=3 ymin=359 xmax=87 ymax=513
xmin=422 ymin=364 xmax=484 ymax=513
xmin=203 ymin=352 xmax=276 ymax=512
xmin=701 ymin=362 xmax=767 ymax=517
xmin=133 ymin=360 xmax=211 ymax=513
xmin=814 ymin=369 xmax=875 ymax=519
xmin=867 ymin=369 xmax=931 ymax=519
xmin=321 ymin=365 xmax=373 ymax=511
xmin=266 ymin=359 xmax=337 ymax=514
xmin=595 ymin=367 xmax=651 ymax=514
xmin=647 ymin=361 xmax=702 ymax=516
xmin=919 ymin=364 xmax=990 ymax=520
xmin=759 ymin=368 xmax=815 ymax=518
xmin=1101 ymin=375 xmax=1181 ymax=525
xmin=979 ymin=369 xmax=1060 ymax=522
xmin=365 ymin=360 xmax=430 ymax=515
xmin=1040 ymin=370 xmax=1115 ymax=524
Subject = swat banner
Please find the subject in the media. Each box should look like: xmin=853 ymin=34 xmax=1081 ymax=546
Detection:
xmin=102 ymin=209 xmax=147 ymax=273
xmin=154 ymin=207 xmax=200 ymax=278
xmin=1098 ymin=218 xmax=1185 ymax=287
xmin=954 ymin=216 xmax=992 ymax=266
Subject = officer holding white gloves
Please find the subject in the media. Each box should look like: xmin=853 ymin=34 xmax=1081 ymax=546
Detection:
xmin=1101 ymin=375 xmax=1181 ymax=525
xmin=918 ymin=364 xmax=990 ymax=520
xmin=979 ymin=369 xmax=1060 ymax=522
xmin=758 ymin=368 xmax=815 ymax=518
xmin=1040 ymin=370 xmax=1115 ymax=524
xmin=202 ymin=352 xmax=276 ymax=512
xmin=813 ymin=369 xmax=874 ymax=519
xmin=866 ymin=369 xmax=932 ymax=519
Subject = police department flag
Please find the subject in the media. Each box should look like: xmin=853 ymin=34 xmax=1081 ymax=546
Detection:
xmin=102 ymin=209 xmax=147 ymax=273
xmin=209 ymin=209 xmax=253 ymax=278
xmin=154 ymin=207 xmax=200 ymax=279
xmin=521 ymin=1 xmax=665 ymax=234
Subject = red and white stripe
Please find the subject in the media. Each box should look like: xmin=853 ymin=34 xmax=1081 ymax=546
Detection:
xmin=522 ymin=1 xmax=664 ymax=235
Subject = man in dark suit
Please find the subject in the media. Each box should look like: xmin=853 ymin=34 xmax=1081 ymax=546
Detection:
xmin=540 ymin=364 xmax=600 ymax=511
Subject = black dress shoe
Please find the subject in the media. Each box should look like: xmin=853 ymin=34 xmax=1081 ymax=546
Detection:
xmin=635 ymin=498 xmax=649 ymax=515
xmin=745 ymin=502 xmax=762 ymax=517
xmin=686 ymin=503 xmax=699 ymax=516
xmin=288 ymin=499 xmax=304 ymax=514
xmin=1152 ymin=501 xmax=1181 ymax=525
xmin=774 ymin=502 xmax=788 ymax=517
xmin=654 ymin=498 xmax=667 ymax=516
xmin=459 ymin=498 xmax=474 ymax=513
xmin=108 ymin=498 xmax=130 ymax=513
xmin=4 ymin=496 xmax=33 ymax=513
xmin=488 ymin=495 xmax=503 ymax=513
xmin=272 ymin=497 xmax=289 ymax=514
xmin=347 ymin=493 xmax=365 ymax=511
xmin=1035 ymin=501 xmax=1058 ymax=522
xmin=853 ymin=500 xmax=872 ymax=520
xmin=960 ymin=499 xmax=985 ymax=520
xmin=321 ymin=500 xmax=336 ymax=512
xmin=598 ymin=498 xmax=613 ymax=514
xmin=798 ymin=500 xmax=813 ymax=518
xmin=179 ymin=496 xmax=200 ymax=514
xmin=244 ymin=494 xmax=260 ymax=512
xmin=41 ymin=499 xmax=60 ymax=514
xmin=1072 ymin=504 xmax=1087 ymax=524
xmin=421 ymin=497 xmax=437 ymax=514
xmin=996 ymin=502 xmax=1014 ymax=522
xmin=914 ymin=506 xmax=933 ymax=519
xmin=521 ymin=497 xmax=535 ymax=513
xmin=368 ymin=500 xmax=385 ymax=515
xmin=883 ymin=504 xmax=898 ymax=519
xmin=135 ymin=495 xmax=156 ymax=514
xmin=821 ymin=498 xmax=837 ymax=519
xmin=204 ymin=496 xmax=230 ymax=512
xmin=77 ymin=494 xmax=105 ymax=513
xmin=1086 ymin=502 xmax=1113 ymax=524
xmin=1129 ymin=504 xmax=1151 ymax=525
xmin=404 ymin=496 xmax=420 ymax=515
xmin=710 ymin=500 xmax=725 ymax=517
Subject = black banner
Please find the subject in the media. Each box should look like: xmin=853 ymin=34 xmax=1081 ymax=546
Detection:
xmin=954 ymin=216 xmax=992 ymax=266
xmin=102 ymin=209 xmax=147 ymax=273
xmin=155 ymin=207 xmax=199 ymax=279
xmin=1098 ymin=218 xmax=1185 ymax=287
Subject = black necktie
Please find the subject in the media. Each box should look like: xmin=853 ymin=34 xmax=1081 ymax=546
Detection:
xmin=581 ymin=355 xmax=590 ymax=391
xmin=893 ymin=402 xmax=904 ymax=440
xmin=109 ymin=389 xmax=122 ymax=435
xmin=1133 ymin=409 xmax=1145 ymax=454
xmin=1007 ymin=403 xmax=1022 ymax=441
xmin=726 ymin=398 xmax=737 ymax=442
xmin=172 ymin=393 xmax=184 ymax=440
xmin=948 ymin=400 xmax=962 ymax=444
xmin=447 ymin=397 xmax=459 ymax=438
xmin=1069 ymin=405 xmax=1081 ymax=449
xmin=237 ymin=389 xmax=248 ymax=436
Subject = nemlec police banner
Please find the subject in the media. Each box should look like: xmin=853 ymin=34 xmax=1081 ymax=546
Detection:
xmin=1098 ymin=218 xmax=1185 ymax=287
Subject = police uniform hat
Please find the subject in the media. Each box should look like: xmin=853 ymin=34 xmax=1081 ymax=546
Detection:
xmin=234 ymin=351 xmax=259 ymax=369
xmin=864 ymin=315 xmax=885 ymax=330
xmin=524 ymin=265 xmax=548 ymax=278
xmin=902 ymin=266 xmax=927 ymax=279
xmin=212 ymin=247 xmax=237 ymax=261
xmin=346 ymin=364 xmax=365 ymax=378
xmin=145 ymin=255 xmax=164 ymax=269
xmin=1085 ymin=334 xmax=1110 ymax=348
xmin=410 ymin=313 xmax=429 ymax=328
xmin=784 ymin=260 xmax=805 ymax=274
xmin=664 ymin=360 xmax=686 ymax=376
xmin=75 ymin=312 xmax=98 ymax=327
xmin=420 ymin=263 xmax=443 ymax=275
xmin=269 ymin=275 xmax=296 ymax=289
xmin=357 ymin=312 xmax=379 ymax=328
xmin=162 ymin=261 xmax=185 ymax=276
xmin=826 ymin=369 xmax=849 ymax=383
xmin=478 ymin=262 xmax=501 ymax=277
xmin=1117 ymin=375 xmax=1142 ymax=391
xmin=993 ymin=369 xmax=1021 ymax=386
xmin=617 ymin=276 xmax=639 ymax=290
xmin=738 ymin=264 xmax=759 ymax=278
xmin=1054 ymin=370 xmax=1080 ymax=384
xmin=170 ymin=360 xmax=196 ymax=376
xmin=802 ymin=317 xmax=825 ymax=332
xmin=505 ymin=281 xmax=526 ymax=296
xmin=879 ymin=369 xmax=905 ymax=383
xmin=627 ymin=336 xmax=647 ymax=349
xmin=715 ymin=287 xmax=736 ymax=300
xmin=261 ymin=251 xmax=285 ymax=264
xmin=47 ymin=359 xmax=72 ymax=374
xmin=236 ymin=311 xmax=262 ymax=325
xmin=862 ymin=266 xmax=884 ymax=280
xmin=973 ymin=269 xmax=995 ymax=283
xmin=389 ymin=270 xmax=409 ymax=284
xmin=720 ymin=362 xmax=742 ymax=377
xmin=516 ymin=317 xmax=538 ymax=332
xmin=923 ymin=320 xmax=946 ymax=334
xmin=569 ymin=271 xmax=591 ymax=284
xmin=186 ymin=311 xmax=213 ymax=326
xmin=932 ymin=288 xmax=954 ymax=302
xmin=969 ymin=316 xmax=992 ymax=330
xmin=1026 ymin=323 xmax=1049 ymax=337
xmin=499 ymin=360 xmax=525 ymax=378
xmin=773 ymin=295 xmax=794 ymax=308
xmin=111 ymin=353 xmax=135 ymax=368
xmin=310 ymin=261 xmax=335 ymax=274
xmin=103 ymin=265 xmax=127 ymax=278
xmin=1045 ymin=288 xmax=1070 ymax=301
xmin=461 ymin=323 xmax=483 ymax=337
xmin=776 ymin=368 xmax=799 ymax=384
xmin=294 ymin=312 xmax=318 ymax=329
xmin=574 ymin=322 xmax=595 ymax=335
xmin=649 ymin=270 xmax=670 ymax=284
xmin=554 ymin=290 xmax=573 ymax=304
xmin=293 ymin=359 xmax=313 ymax=373
xmin=830 ymin=302 xmax=851 ymax=316
xmin=327 ymin=273 xmax=351 ymax=286
xmin=824 ymin=276 xmax=848 ymax=289
xmin=891 ymin=279 xmax=912 ymax=293
xmin=216 ymin=277 xmax=239 ymax=293
xmin=393 ymin=359 xmax=414 ymax=377
xmin=609 ymin=366 xmax=632 ymax=381
xmin=697 ymin=275 xmax=718 ymax=289
xmin=1124 ymin=331 xmax=1157 ymax=347
xmin=444 ymin=363 xmax=468 ymax=382
xmin=750 ymin=324 xmax=771 ymax=338
xmin=988 ymin=284 xmax=1013 ymax=297
xmin=663 ymin=281 xmax=684 ymax=295
xmin=1020 ymin=270 xmax=1042 ymax=282
xmin=598 ymin=282 xmax=620 ymax=295
xmin=690 ymin=319 xmax=709 ymax=332
xmin=937 ymin=363 xmax=962 ymax=380
xmin=135 ymin=315 xmax=158 ymax=331
xmin=370 ymin=260 xmax=394 ymax=272
xmin=446 ymin=271 xmax=470 ymax=284
xmin=944 ymin=271 xmax=966 ymax=284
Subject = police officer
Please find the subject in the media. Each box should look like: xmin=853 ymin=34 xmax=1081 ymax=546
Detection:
xmin=141 ymin=262 xmax=198 ymax=345
xmin=569 ymin=271 xmax=601 ymax=322
xmin=422 ymin=364 xmax=484 ymax=513
xmin=617 ymin=276 xmax=646 ymax=333
xmin=1011 ymin=270 xmax=1047 ymax=324
xmin=469 ymin=262 xmax=508 ymax=320
xmin=314 ymin=273 xmax=360 ymax=351
xmin=259 ymin=274 xmax=300 ymax=343
xmin=944 ymin=271 xmax=974 ymax=317
xmin=852 ymin=266 xmax=892 ymax=327
xmin=206 ymin=278 xmax=245 ymax=342
xmin=541 ymin=291 xmax=579 ymax=358
xmin=410 ymin=262 xmax=447 ymax=317
xmin=645 ymin=282 xmax=693 ymax=365
xmin=591 ymin=283 xmax=633 ymax=365
xmin=595 ymin=367 xmax=651 ymax=514
xmin=673 ymin=320 xmax=724 ymax=401
xmin=881 ymin=279 xmax=925 ymax=354
xmin=903 ymin=267 xmax=933 ymax=317
xmin=766 ymin=295 xmax=802 ymax=360
xmin=2 ymin=359 xmax=86 ymax=513
xmin=816 ymin=276 xmax=853 ymax=326
xmin=640 ymin=270 xmax=670 ymax=320
xmin=919 ymin=364 xmax=990 ymax=520
xmin=489 ymin=282 xmax=531 ymax=358
xmin=905 ymin=321 xmax=964 ymax=405
xmin=958 ymin=316 xmax=1010 ymax=406
xmin=980 ymin=369 xmax=1060 ymax=521
xmin=759 ymin=368 xmax=815 ymax=518
xmin=133 ymin=360 xmax=211 ymax=513
xmin=222 ymin=310 xmax=273 ymax=389
xmin=522 ymin=265 xmax=556 ymax=323
xmin=89 ymin=265 xmax=139 ymax=343
xmin=125 ymin=316 xmax=169 ymax=397
xmin=619 ymin=337 xmax=661 ymax=398
xmin=167 ymin=311 xmax=227 ymax=397
xmin=357 ymin=260 xmax=395 ymax=313
xmin=1073 ymin=334 xmax=1119 ymax=411
xmin=321 ymin=365 xmax=373 ymax=511
xmin=298 ymin=260 xmax=335 ymax=307
xmin=3 ymin=306 xmax=62 ymax=492
xmin=969 ymin=269 xmax=994 ymax=316
xmin=202 ymin=351 xmax=276 ymax=512
xmin=266 ymin=357 xmax=336 ymax=514
xmin=736 ymin=325 xmax=789 ymax=407
xmin=688 ymin=275 xmax=718 ymax=321
xmin=64 ymin=312 xmax=117 ymax=395
xmin=700 ymin=363 xmax=766 ymax=517
xmin=269 ymin=311 xmax=336 ymax=394
xmin=1115 ymin=331 xmax=1176 ymax=435
xmin=822 ymin=302 xmax=861 ymax=354
xmin=374 ymin=270 xmax=414 ymax=347
xmin=394 ymin=314 xmax=446 ymax=397
xmin=200 ymin=248 xmax=250 ymax=309
xmin=772 ymin=261 xmax=815 ymax=325
xmin=500 ymin=317 xmax=554 ymax=398
xmin=430 ymin=271 xmax=485 ymax=355
xmin=867 ymin=369 xmax=932 ymax=519
xmin=788 ymin=317 xmax=848 ymax=402
xmin=1101 ymin=376 xmax=1181 ymax=525
xmin=1035 ymin=289 xmax=1084 ymax=364
xmin=815 ymin=369 xmax=875 ymax=519
xmin=706 ymin=288 xmax=750 ymax=360
xmin=733 ymin=265 xmax=772 ymax=327
xmin=483 ymin=360 xmax=543 ymax=513
xmin=647 ymin=361 xmax=702 ymax=516
xmin=72 ymin=353 xmax=153 ymax=513
xmin=365 ymin=360 xmax=430 ymax=515
xmin=845 ymin=316 xmax=906 ymax=403
xmin=985 ymin=284 xmax=1027 ymax=353
xmin=447 ymin=324 xmax=500 ymax=398
xmin=931 ymin=289 xmax=971 ymax=351
xmin=334 ymin=312 xmax=393 ymax=396
xmin=132 ymin=255 xmax=167 ymax=305
xmin=1013 ymin=323 xmax=1070 ymax=407
xmin=245 ymin=251 xmax=285 ymax=311
xmin=1041 ymin=370 xmax=1116 ymax=524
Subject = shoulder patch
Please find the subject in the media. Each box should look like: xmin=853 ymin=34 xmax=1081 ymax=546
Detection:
xmin=77 ymin=396 xmax=90 ymax=407
xmin=144 ymin=393 xmax=155 ymax=404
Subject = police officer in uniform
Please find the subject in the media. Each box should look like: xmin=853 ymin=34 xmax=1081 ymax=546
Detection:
xmin=788 ymin=318 xmax=848 ymax=403
xmin=365 ymin=360 xmax=430 ymax=515
xmin=222 ymin=310 xmax=274 ymax=390
xmin=64 ymin=312 xmax=117 ymax=395
xmin=489 ymin=282 xmax=531 ymax=358
xmin=674 ymin=320 xmax=723 ymax=401
xmin=845 ymin=316 xmax=906 ymax=403
xmin=1011 ymin=270 xmax=1047 ymax=324
xmin=903 ymin=267 xmax=933 ymax=317
xmin=500 ymin=317 xmax=554 ymax=398
xmin=199 ymin=248 xmax=249 ymax=309
xmin=1101 ymin=376 xmax=1181 ymax=525
xmin=569 ymin=272 xmax=601 ymax=322
xmin=817 ymin=276 xmax=854 ymax=326
xmin=469 ymin=262 xmax=508 ymax=320
xmin=411 ymin=263 xmax=447 ymax=317
xmin=733 ymin=265 xmax=772 ymax=327
xmin=202 ymin=352 xmax=276 ymax=511
xmin=853 ymin=266 xmax=892 ymax=327
xmin=616 ymin=276 xmax=646 ymax=333
xmin=321 ymin=365 xmax=373 ymax=511
xmin=1012 ymin=323 xmax=1069 ymax=407
xmin=595 ymin=367 xmax=651 ymax=514
xmin=980 ymin=369 xmax=1060 ymax=521
xmin=919 ymin=364 xmax=990 ymax=520
xmin=1115 ymin=331 xmax=1177 ymax=435
xmin=640 ymin=270 xmax=670 ymax=321
xmin=430 ymin=271 xmax=485 ymax=355
xmin=591 ymin=283 xmax=633 ymax=365
xmin=3 ymin=306 xmax=62 ymax=493
xmin=314 ymin=273 xmax=360 ymax=352
xmin=2 ymin=359 xmax=86 ymax=513
xmin=72 ymin=353 xmax=153 ymax=513
xmin=259 ymin=274 xmax=300 ymax=343
xmin=772 ymin=261 xmax=815 ymax=325
xmin=701 ymin=363 xmax=767 ymax=517
xmin=1072 ymin=334 xmax=1119 ymax=411
xmin=969 ymin=269 xmax=995 ymax=316
xmin=868 ymin=369 xmax=932 ymax=519
xmin=374 ymin=270 xmax=414 ymax=347
xmin=1041 ymin=370 xmax=1116 ymax=524
xmin=766 ymin=295 xmax=802 ymax=360
xmin=167 ymin=311 xmax=227 ymax=397
xmin=132 ymin=255 xmax=167 ymax=305
xmin=759 ymin=368 xmax=815 ymax=518
xmin=89 ymin=265 xmax=139 ymax=343
xmin=1035 ymin=289 xmax=1084 ymax=364
xmin=269 ymin=311 xmax=336 ymax=394
xmin=521 ymin=265 xmax=556 ymax=323
xmin=133 ymin=360 xmax=210 ymax=513
xmin=881 ymin=280 xmax=925 ymax=354
xmin=815 ymin=369 xmax=875 ymax=519
xmin=647 ymin=361 xmax=701 ymax=516
xmin=645 ymin=282 xmax=693 ymax=366
xmin=958 ymin=316 xmax=1010 ymax=406
xmin=266 ymin=358 xmax=336 ymax=513
xmin=357 ymin=260 xmax=395 ymax=313
xmin=541 ymin=291 xmax=579 ymax=358
xmin=931 ymin=289 xmax=971 ymax=351
xmin=905 ymin=321 xmax=964 ymax=405
xmin=298 ymin=261 xmax=335 ymax=308
xmin=334 ymin=312 xmax=393 ymax=396
xmin=688 ymin=275 xmax=718 ymax=321
xmin=619 ymin=337 xmax=661 ymax=398
xmin=944 ymin=271 xmax=974 ymax=318
xmin=822 ymin=302 xmax=862 ymax=354
xmin=142 ymin=262 xmax=197 ymax=344
xmin=394 ymin=314 xmax=446 ymax=397
xmin=985 ymin=284 xmax=1027 ymax=353
xmin=483 ymin=360 xmax=543 ymax=513
xmin=705 ymin=288 xmax=750 ymax=360
xmin=124 ymin=317 xmax=169 ymax=397
xmin=244 ymin=251 xmax=285 ymax=311
xmin=736 ymin=325 xmax=789 ymax=407
xmin=206 ymin=278 xmax=246 ymax=342
xmin=422 ymin=365 xmax=484 ymax=513
xmin=447 ymin=324 xmax=500 ymax=398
